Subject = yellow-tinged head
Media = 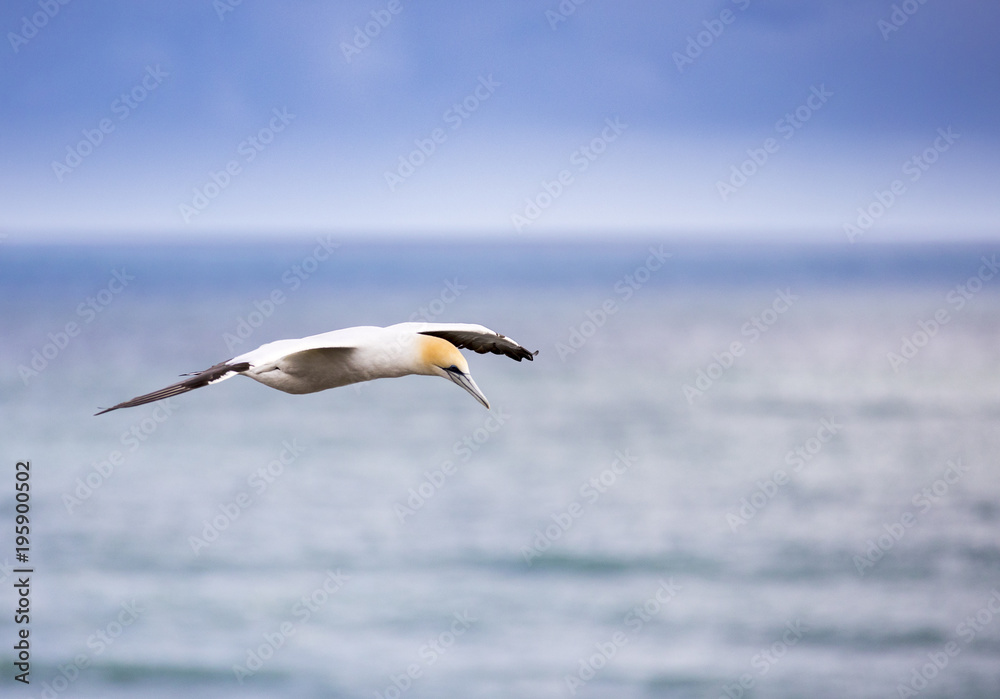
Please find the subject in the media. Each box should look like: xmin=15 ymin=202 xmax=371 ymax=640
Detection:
xmin=418 ymin=335 xmax=470 ymax=374
xmin=417 ymin=335 xmax=489 ymax=409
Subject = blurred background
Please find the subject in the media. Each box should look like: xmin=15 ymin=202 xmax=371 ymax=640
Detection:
xmin=2 ymin=0 xmax=999 ymax=236
xmin=2 ymin=2 xmax=999 ymax=698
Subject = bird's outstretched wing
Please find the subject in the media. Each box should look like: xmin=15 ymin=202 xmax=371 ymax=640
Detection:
xmin=401 ymin=322 xmax=538 ymax=362
xmin=95 ymin=360 xmax=250 ymax=415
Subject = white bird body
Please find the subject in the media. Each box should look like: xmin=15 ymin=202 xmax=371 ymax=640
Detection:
xmin=96 ymin=322 xmax=536 ymax=415
xmin=238 ymin=325 xmax=434 ymax=393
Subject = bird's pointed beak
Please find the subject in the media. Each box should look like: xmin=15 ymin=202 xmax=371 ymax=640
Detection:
xmin=445 ymin=369 xmax=490 ymax=409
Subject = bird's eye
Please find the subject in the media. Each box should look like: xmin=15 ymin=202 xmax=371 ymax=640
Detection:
xmin=445 ymin=364 xmax=461 ymax=373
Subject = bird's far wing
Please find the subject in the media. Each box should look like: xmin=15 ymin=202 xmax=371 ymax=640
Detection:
xmin=402 ymin=322 xmax=538 ymax=362
xmin=95 ymin=360 xmax=250 ymax=415
xmin=233 ymin=327 xmax=377 ymax=367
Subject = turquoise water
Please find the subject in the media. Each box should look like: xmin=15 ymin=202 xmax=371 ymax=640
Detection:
xmin=1 ymin=240 xmax=999 ymax=698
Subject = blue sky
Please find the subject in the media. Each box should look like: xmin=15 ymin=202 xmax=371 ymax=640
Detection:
xmin=2 ymin=1 xmax=997 ymax=240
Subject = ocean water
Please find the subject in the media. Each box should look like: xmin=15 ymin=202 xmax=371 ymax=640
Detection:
xmin=1 ymin=239 xmax=999 ymax=698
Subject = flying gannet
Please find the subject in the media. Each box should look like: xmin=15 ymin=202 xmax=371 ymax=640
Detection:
xmin=96 ymin=322 xmax=537 ymax=415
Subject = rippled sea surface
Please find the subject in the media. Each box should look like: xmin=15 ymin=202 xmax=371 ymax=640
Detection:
xmin=2 ymin=239 xmax=999 ymax=698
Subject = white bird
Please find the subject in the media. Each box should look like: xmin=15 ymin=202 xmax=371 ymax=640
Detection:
xmin=96 ymin=322 xmax=536 ymax=415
